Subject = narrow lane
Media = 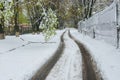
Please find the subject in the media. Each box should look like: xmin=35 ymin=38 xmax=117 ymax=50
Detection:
xmin=30 ymin=30 xmax=103 ymax=80
xmin=46 ymin=31 xmax=82 ymax=80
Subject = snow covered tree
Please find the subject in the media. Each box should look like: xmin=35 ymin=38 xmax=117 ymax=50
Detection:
xmin=40 ymin=8 xmax=58 ymax=41
xmin=0 ymin=0 xmax=13 ymax=39
xmin=25 ymin=0 xmax=44 ymax=34
xmin=25 ymin=0 xmax=58 ymax=41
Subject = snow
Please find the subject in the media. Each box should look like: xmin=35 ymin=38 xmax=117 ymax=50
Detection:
xmin=0 ymin=30 xmax=64 ymax=80
xmin=78 ymin=1 xmax=118 ymax=47
xmin=0 ymin=36 xmax=27 ymax=53
xmin=0 ymin=29 xmax=120 ymax=80
xmin=70 ymin=29 xmax=120 ymax=80
xmin=46 ymin=31 xmax=82 ymax=80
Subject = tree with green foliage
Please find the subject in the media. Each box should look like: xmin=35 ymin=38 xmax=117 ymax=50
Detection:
xmin=25 ymin=0 xmax=44 ymax=34
xmin=55 ymin=0 xmax=82 ymax=28
xmin=25 ymin=0 xmax=58 ymax=41
xmin=0 ymin=0 xmax=13 ymax=39
xmin=40 ymin=8 xmax=58 ymax=41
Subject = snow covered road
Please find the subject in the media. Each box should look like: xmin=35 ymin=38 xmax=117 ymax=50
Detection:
xmin=46 ymin=31 xmax=82 ymax=80
xmin=0 ymin=30 xmax=101 ymax=80
xmin=32 ymin=30 xmax=100 ymax=80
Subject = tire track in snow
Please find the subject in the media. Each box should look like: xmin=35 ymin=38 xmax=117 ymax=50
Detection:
xmin=68 ymin=30 xmax=103 ymax=80
xmin=30 ymin=31 xmax=66 ymax=80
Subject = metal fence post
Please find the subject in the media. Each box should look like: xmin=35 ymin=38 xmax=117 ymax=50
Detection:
xmin=116 ymin=0 xmax=120 ymax=48
xmin=93 ymin=28 xmax=95 ymax=38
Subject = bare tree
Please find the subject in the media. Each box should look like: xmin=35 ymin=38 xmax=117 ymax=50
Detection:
xmin=80 ymin=0 xmax=96 ymax=19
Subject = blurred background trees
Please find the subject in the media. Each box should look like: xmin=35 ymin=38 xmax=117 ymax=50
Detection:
xmin=0 ymin=0 xmax=113 ymax=39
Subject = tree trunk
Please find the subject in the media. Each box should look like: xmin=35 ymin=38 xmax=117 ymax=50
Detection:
xmin=0 ymin=33 xmax=5 ymax=39
xmin=88 ymin=0 xmax=96 ymax=18
xmin=14 ymin=0 xmax=19 ymax=37
xmin=117 ymin=28 xmax=120 ymax=48
xmin=0 ymin=21 xmax=5 ymax=39
xmin=0 ymin=25 xmax=5 ymax=39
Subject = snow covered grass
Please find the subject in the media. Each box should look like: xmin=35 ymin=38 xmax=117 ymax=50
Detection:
xmin=0 ymin=30 xmax=64 ymax=80
xmin=0 ymin=36 xmax=27 ymax=53
xmin=70 ymin=29 xmax=120 ymax=80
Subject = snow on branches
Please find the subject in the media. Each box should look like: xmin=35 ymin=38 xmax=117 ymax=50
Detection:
xmin=0 ymin=0 xmax=13 ymax=27
xmin=40 ymin=8 xmax=58 ymax=41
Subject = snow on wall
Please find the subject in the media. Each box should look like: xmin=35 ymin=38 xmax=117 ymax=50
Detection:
xmin=78 ymin=1 xmax=119 ymax=47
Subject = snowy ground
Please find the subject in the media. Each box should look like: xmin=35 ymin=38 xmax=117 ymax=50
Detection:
xmin=0 ymin=29 xmax=120 ymax=80
xmin=70 ymin=29 xmax=120 ymax=80
xmin=0 ymin=30 xmax=64 ymax=80
xmin=46 ymin=31 xmax=82 ymax=80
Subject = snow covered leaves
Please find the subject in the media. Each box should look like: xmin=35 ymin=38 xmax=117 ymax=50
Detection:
xmin=33 ymin=0 xmax=58 ymax=41
xmin=40 ymin=8 xmax=58 ymax=41
xmin=0 ymin=0 xmax=13 ymax=26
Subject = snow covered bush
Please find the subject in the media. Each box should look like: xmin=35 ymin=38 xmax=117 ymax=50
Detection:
xmin=0 ymin=0 xmax=13 ymax=27
xmin=40 ymin=8 xmax=58 ymax=41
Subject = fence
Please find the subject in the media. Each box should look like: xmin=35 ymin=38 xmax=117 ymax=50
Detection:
xmin=78 ymin=0 xmax=120 ymax=48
